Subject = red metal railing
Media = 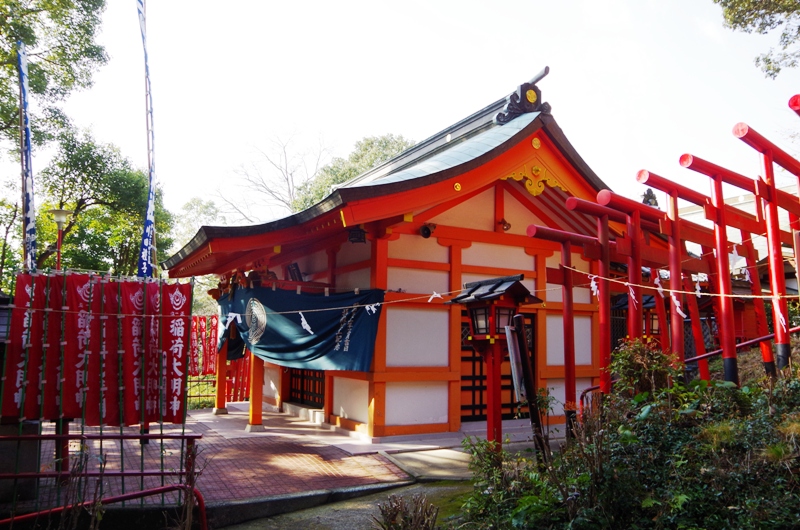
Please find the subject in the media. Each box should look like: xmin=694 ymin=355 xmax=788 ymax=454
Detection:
xmin=0 ymin=484 xmax=207 ymax=530
xmin=0 ymin=432 xmax=204 ymax=529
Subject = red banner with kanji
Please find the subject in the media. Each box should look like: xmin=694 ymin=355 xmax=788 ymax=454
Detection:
xmin=1 ymin=274 xmax=45 ymax=420
xmin=189 ymin=316 xmax=200 ymax=377
xmin=119 ymin=281 xmax=145 ymax=426
xmin=144 ymin=282 xmax=165 ymax=422
xmin=162 ymin=282 xmax=191 ymax=423
xmin=63 ymin=274 xmax=102 ymax=423
xmin=42 ymin=274 xmax=65 ymax=421
xmin=204 ymin=315 xmax=218 ymax=375
xmin=1 ymin=274 xmax=192 ymax=427
xmin=99 ymin=280 xmax=120 ymax=426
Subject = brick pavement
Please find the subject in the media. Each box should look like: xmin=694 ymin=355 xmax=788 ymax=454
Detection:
xmin=1 ymin=404 xmax=411 ymax=518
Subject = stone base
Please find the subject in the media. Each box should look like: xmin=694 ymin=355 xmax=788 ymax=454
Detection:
xmin=0 ymin=422 xmax=39 ymax=501
xmin=212 ymin=407 xmax=228 ymax=415
xmin=245 ymin=423 xmax=265 ymax=433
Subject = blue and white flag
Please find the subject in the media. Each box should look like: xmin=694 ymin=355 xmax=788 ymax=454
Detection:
xmin=136 ymin=0 xmax=156 ymax=277
xmin=17 ymin=42 xmax=36 ymax=270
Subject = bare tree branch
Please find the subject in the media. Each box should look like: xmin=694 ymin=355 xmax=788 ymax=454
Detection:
xmin=218 ymin=135 xmax=329 ymax=223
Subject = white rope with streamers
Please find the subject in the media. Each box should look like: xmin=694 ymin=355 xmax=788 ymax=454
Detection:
xmin=427 ymin=291 xmax=443 ymax=303
xmin=588 ymin=275 xmax=598 ymax=298
xmin=299 ymin=311 xmax=314 ymax=334
xmin=654 ymin=272 xmax=665 ymax=298
xmin=775 ymin=298 xmax=788 ymax=332
xmin=671 ymin=294 xmax=687 ymax=318
xmin=627 ymin=283 xmax=637 ymax=308
xmin=225 ymin=313 xmax=242 ymax=329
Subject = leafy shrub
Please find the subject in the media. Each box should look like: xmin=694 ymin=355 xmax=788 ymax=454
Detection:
xmin=460 ymin=339 xmax=800 ymax=529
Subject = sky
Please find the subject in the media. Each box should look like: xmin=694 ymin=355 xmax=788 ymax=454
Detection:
xmin=51 ymin=1 xmax=800 ymax=228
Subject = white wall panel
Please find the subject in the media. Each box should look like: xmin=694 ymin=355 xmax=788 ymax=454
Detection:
xmin=462 ymin=273 xmax=535 ymax=293
xmin=543 ymin=378 xmax=594 ymax=417
xmin=546 ymin=314 xmax=594 ymax=366
xmin=544 ymin=253 xmax=591 ymax=303
xmin=575 ymin=315 xmax=593 ymax=365
xmin=504 ymin=189 xmax=546 ymax=236
xmin=546 ymin=314 xmax=563 ymax=366
xmin=463 ymin=242 xmax=534 ymax=270
xmin=385 ymin=381 xmax=448 ymax=425
xmin=296 ymin=250 xmax=328 ymax=278
xmin=429 ymin=188 xmax=494 ymax=231
xmin=332 ymin=377 xmax=369 ymax=424
xmin=387 ymin=268 xmax=448 ymax=295
xmin=388 ymin=234 xmax=449 ymax=262
xmin=546 ymin=283 xmax=562 ymax=302
xmin=386 ymin=307 xmax=449 ymax=367
xmin=263 ymin=363 xmax=281 ymax=400
xmin=336 ymin=269 xmax=370 ymax=290
xmin=337 ymin=240 xmax=372 ymax=267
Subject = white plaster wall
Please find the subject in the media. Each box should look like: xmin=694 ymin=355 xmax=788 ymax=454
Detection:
xmin=463 ymin=242 xmax=535 ymax=270
xmin=263 ymin=363 xmax=281 ymax=400
xmin=332 ymin=377 xmax=369 ymax=424
xmin=336 ymin=269 xmax=371 ymax=290
xmin=546 ymin=314 xmax=593 ymax=366
xmin=575 ymin=315 xmax=593 ymax=365
xmin=387 ymin=268 xmax=449 ymax=295
xmin=543 ymin=377 xmax=594 ymax=417
xmin=296 ymin=250 xmax=328 ymax=278
xmin=429 ymin=188 xmax=494 ymax=231
xmin=385 ymin=381 xmax=448 ymax=425
xmin=504 ymin=189 xmax=546 ymax=236
xmin=386 ymin=307 xmax=449 ymax=367
xmin=388 ymin=234 xmax=449 ymax=262
xmin=337 ymin=240 xmax=372 ymax=267
xmin=544 ymin=253 xmax=590 ymax=303
xmin=462 ymin=273 xmax=535 ymax=294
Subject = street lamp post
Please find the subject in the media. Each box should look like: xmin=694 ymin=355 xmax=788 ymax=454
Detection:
xmin=48 ymin=209 xmax=72 ymax=270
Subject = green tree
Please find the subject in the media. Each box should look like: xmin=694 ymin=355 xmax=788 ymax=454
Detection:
xmin=292 ymin=134 xmax=415 ymax=211
xmin=170 ymin=197 xmax=225 ymax=314
xmin=49 ymin=185 xmax=173 ymax=275
xmin=714 ymin=0 xmax=800 ymax=78
xmin=170 ymin=197 xmax=225 ymax=253
xmin=0 ymin=196 xmax=19 ymax=291
xmin=35 ymin=127 xmax=174 ymax=274
xmin=0 ymin=0 xmax=107 ymax=146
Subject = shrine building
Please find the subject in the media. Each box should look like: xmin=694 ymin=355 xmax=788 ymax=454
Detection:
xmin=163 ymin=70 xmax=620 ymax=438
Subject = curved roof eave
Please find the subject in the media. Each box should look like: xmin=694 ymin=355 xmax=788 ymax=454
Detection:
xmin=163 ymin=111 xmax=610 ymax=273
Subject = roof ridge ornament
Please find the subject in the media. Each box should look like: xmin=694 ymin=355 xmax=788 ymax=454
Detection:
xmin=494 ymin=66 xmax=551 ymax=125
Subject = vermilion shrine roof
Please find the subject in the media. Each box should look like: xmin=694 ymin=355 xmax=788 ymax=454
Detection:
xmin=163 ymin=68 xmax=612 ymax=278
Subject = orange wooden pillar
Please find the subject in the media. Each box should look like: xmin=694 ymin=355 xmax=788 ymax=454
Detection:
xmin=369 ymin=235 xmax=390 ymax=438
xmin=447 ymin=241 xmax=470 ymax=433
xmin=246 ymin=354 xmax=265 ymax=432
xmin=213 ymin=341 xmax=228 ymax=415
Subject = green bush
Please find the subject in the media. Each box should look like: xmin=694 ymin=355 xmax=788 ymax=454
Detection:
xmin=460 ymin=339 xmax=800 ymax=529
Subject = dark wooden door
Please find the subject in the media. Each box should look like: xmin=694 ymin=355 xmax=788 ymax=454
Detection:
xmin=460 ymin=313 xmax=535 ymax=422
xmin=288 ymin=368 xmax=325 ymax=408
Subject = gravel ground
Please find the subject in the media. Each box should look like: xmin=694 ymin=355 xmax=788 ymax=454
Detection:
xmin=220 ymin=481 xmax=474 ymax=529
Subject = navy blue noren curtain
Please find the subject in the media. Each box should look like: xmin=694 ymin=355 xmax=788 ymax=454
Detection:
xmin=218 ymin=287 xmax=384 ymax=371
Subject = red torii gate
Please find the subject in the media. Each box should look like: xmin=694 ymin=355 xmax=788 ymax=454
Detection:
xmin=733 ymin=123 xmax=800 ymax=370
xmin=527 ymin=105 xmax=800 ymax=391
